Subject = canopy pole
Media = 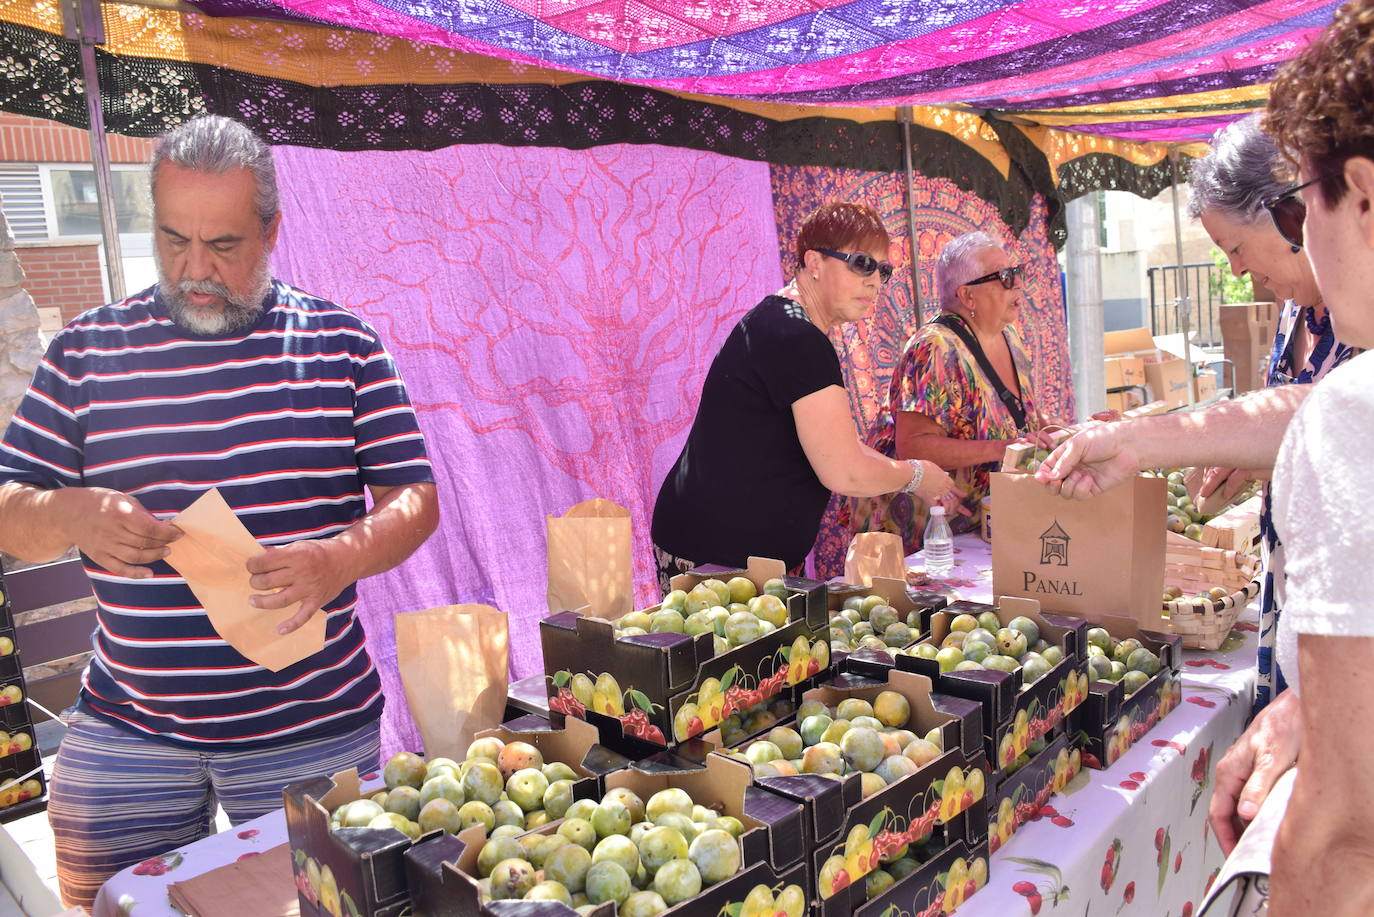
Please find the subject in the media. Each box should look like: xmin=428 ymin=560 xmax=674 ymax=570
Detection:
xmin=1169 ymin=148 xmax=1197 ymax=404
xmin=899 ymin=107 xmax=924 ymax=323
xmin=62 ymin=0 xmax=126 ymax=302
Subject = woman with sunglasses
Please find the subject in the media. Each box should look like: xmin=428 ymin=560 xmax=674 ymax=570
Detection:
xmin=840 ymin=231 xmax=1054 ymax=558
xmin=1037 ymin=8 xmax=1374 ymax=907
xmin=1189 ymin=114 xmax=1358 ymax=720
xmin=650 ymin=202 xmax=960 ymax=590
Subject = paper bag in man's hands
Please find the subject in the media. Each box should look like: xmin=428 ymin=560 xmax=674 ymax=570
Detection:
xmin=395 ymin=605 xmax=508 ymax=760
xmin=164 ymin=489 xmax=325 ymax=671
xmin=845 ymin=532 xmax=906 ymax=586
xmin=547 ymin=498 xmax=632 ymax=619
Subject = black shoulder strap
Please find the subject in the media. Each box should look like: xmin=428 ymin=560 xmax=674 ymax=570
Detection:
xmin=930 ymin=313 xmax=1028 ymax=429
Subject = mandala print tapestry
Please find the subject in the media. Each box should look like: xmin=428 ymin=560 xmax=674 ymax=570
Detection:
xmin=769 ymin=165 xmax=1073 ymax=579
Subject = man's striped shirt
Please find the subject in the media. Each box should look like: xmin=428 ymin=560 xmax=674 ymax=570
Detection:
xmin=0 ymin=280 xmax=433 ymax=746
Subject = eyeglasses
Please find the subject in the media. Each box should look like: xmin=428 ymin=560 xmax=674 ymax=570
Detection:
xmin=1263 ymin=176 xmax=1322 ymax=250
xmin=963 ymin=264 xmax=1024 ymax=290
xmin=816 ymin=248 xmax=894 ymax=284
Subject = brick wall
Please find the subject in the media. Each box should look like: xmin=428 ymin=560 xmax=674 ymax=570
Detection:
xmin=15 ymin=243 xmax=104 ymax=323
xmin=0 ymin=113 xmax=155 ymax=164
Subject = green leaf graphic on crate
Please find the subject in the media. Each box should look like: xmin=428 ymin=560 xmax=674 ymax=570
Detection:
xmin=546 ymin=669 xmax=588 ymax=718
xmin=773 ymin=633 xmax=830 ymax=686
xmin=718 ymin=881 xmax=807 ymax=916
xmin=675 ymin=669 xmax=735 ymax=741
xmin=616 ymin=686 xmax=664 ymax=744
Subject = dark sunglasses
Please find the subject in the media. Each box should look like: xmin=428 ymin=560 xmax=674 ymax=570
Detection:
xmin=1262 ymin=176 xmax=1322 ymax=250
xmin=816 ymin=248 xmax=894 ymax=284
xmin=963 ymin=264 xmax=1024 ymax=290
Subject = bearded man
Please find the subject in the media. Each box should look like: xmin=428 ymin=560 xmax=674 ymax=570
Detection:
xmin=0 ymin=115 xmax=439 ymax=909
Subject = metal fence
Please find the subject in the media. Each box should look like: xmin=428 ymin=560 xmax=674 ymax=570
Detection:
xmin=1146 ymin=261 xmax=1227 ymax=347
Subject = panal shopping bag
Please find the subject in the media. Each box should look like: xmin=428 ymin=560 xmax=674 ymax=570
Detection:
xmin=990 ymin=472 xmax=1167 ymax=630
xmin=395 ymin=604 xmax=509 ymax=760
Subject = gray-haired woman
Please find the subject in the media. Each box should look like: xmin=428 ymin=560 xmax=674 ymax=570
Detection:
xmin=1186 ymin=112 xmax=1358 ymax=716
xmin=838 ymin=231 xmax=1058 ymax=556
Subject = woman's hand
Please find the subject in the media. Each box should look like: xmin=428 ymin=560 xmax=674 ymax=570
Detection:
xmin=914 ymin=461 xmax=971 ymax=516
xmin=1208 ymin=688 xmax=1302 ymax=856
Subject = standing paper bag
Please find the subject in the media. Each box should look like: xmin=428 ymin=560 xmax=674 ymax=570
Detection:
xmin=395 ymin=604 xmax=508 ymax=760
xmin=546 ymin=498 xmax=632 ymax=619
xmin=990 ymin=471 xmax=1167 ymax=630
xmin=844 ymin=531 xmax=907 ymax=586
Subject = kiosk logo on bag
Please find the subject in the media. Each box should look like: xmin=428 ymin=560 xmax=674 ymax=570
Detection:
xmin=1020 ymin=520 xmax=1083 ymax=595
xmin=1038 ymin=521 xmax=1070 ymax=566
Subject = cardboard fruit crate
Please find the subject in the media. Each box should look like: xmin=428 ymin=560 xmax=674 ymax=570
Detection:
xmin=405 ymin=826 xmax=815 ymax=916
xmin=880 ymin=598 xmax=1090 ymax=774
xmin=542 ymin=559 xmax=829 ymax=749
xmin=825 ymin=578 xmax=948 ymax=664
xmin=1071 ymin=617 xmax=1183 ymax=770
xmin=283 ymin=716 xmax=629 ymax=917
xmin=987 ymin=730 xmax=1081 ymax=854
xmin=716 ymin=668 xmax=987 ymax=916
xmin=828 ymin=836 xmax=991 ymax=917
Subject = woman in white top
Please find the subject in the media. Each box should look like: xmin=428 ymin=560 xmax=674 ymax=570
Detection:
xmin=1036 ymin=3 xmax=1374 ymax=911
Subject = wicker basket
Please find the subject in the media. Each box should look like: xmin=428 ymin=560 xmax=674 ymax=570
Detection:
xmin=1161 ymin=534 xmax=1261 ymax=650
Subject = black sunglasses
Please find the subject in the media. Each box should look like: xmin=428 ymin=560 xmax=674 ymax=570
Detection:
xmin=1263 ymin=176 xmax=1322 ymax=250
xmin=963 ymin=264 xmax=1024 ymax=290
xmin=816 ymin=248 xmax=894 ymax=284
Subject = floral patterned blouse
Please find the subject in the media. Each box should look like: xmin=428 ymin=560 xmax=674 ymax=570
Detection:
xmin=838 ymin=318 xmax=1043 ymax=555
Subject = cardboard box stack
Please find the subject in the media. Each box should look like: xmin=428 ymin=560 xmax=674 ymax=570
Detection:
xmin=1104 ymin=328 xmax=1192 ymax=409
xmin=1219 ymin=301 xmax=1278 ymax=394
xmin=283 ymin=716 xmax=629 ymax=917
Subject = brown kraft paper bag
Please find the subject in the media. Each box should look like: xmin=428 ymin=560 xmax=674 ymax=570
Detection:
xmin=844 ymin=531 xmax=907 ymax=586
xmin=546 ymin=498 xmax=633 ymax=619
xmin=990 ymin=471 xmax=1167 ymax=630
xmin=395 ymin=604 xmax=509 ymax=760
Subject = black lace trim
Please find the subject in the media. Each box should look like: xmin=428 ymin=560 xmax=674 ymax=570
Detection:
xmin=1 ymin=19 xmax=1182 ymax=243
xmin=1058 ymin=152 xmax=1180 ymax=203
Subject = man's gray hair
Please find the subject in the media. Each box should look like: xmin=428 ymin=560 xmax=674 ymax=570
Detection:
xmin=150 ymin=115 xmax=279 ymax=229
xmin=936 ymin=231 xmax=1002 ymax=309
xmin=1185 ymin=114 xmax=1289 ymax=224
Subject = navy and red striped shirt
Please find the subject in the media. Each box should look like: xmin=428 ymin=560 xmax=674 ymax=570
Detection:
xmin=0 ymin=281 xmax=433 ymax=746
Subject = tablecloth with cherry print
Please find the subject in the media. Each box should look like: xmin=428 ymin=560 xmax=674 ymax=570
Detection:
xmin=94 ymin=536 xmax=1258 ymax=917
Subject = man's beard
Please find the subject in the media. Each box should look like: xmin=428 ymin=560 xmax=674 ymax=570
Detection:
xmin=158 ymin=255 xmax=273 ymax=336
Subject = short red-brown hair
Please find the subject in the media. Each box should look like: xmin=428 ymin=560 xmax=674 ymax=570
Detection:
xmin=1264 ymin=0 xmax=1374 ymax=206
xmin=795 ymin=201 xmax=890 ymax=268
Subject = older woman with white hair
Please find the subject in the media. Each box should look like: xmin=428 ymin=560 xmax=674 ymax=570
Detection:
xmin=840 ymin=231 xmax=1052 ymax=554
xmin=1186 ymin=112 xmax=1358 ymax=717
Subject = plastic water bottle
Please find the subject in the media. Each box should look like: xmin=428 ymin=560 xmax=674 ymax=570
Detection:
xmin=923 ymin=505 xmax=954 ymax=577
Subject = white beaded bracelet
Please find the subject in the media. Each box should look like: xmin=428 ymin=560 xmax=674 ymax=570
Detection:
xmin=899 ymin=459 xmax=924 ymax=495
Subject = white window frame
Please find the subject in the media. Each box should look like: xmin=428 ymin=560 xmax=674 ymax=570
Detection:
xmin=37 ymin=162 xmax=153 ymax=245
